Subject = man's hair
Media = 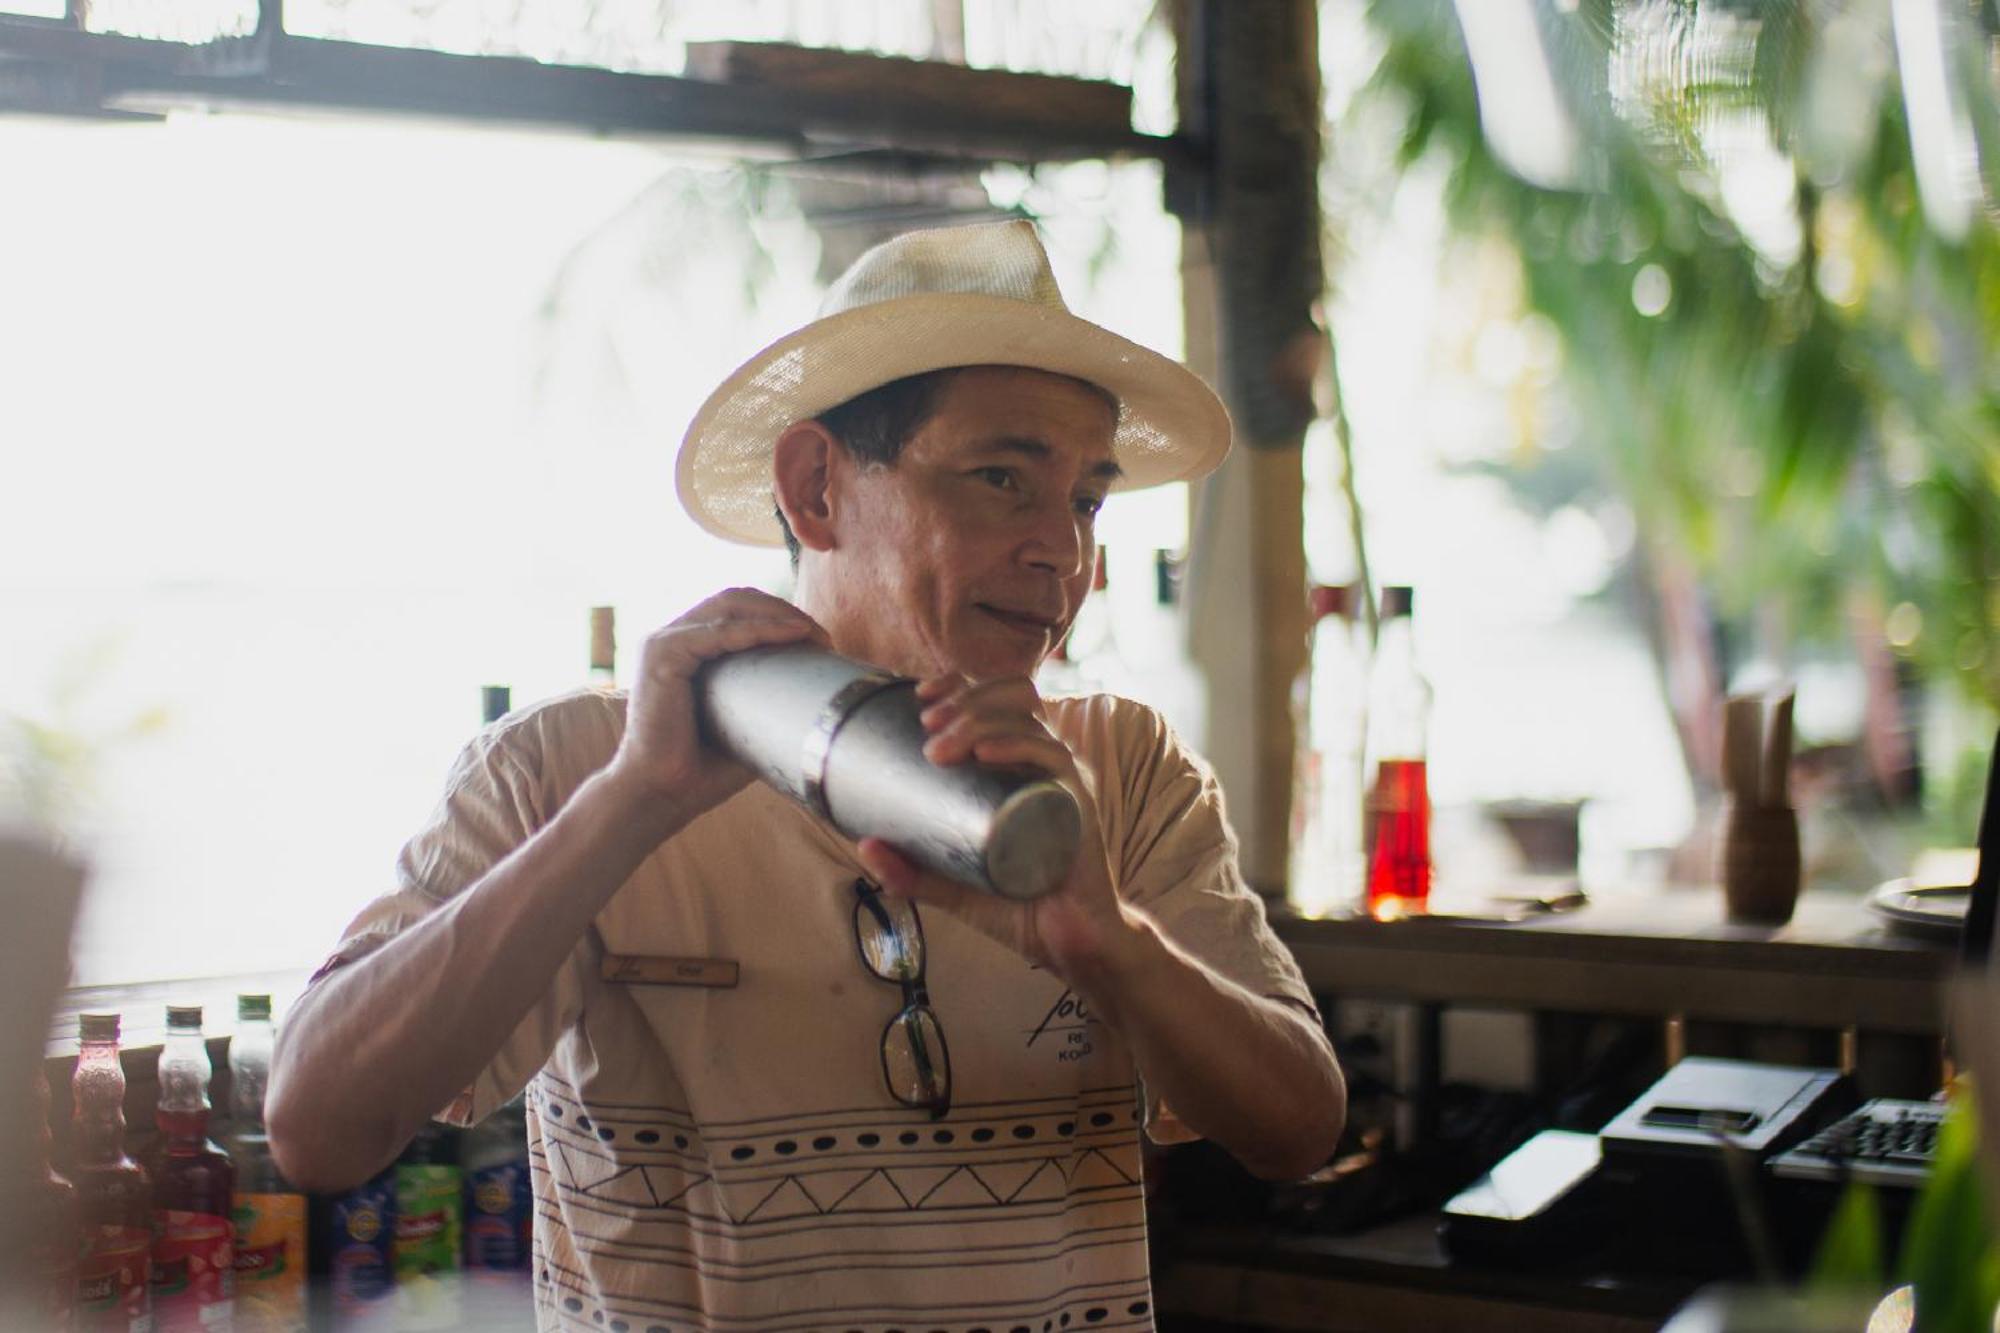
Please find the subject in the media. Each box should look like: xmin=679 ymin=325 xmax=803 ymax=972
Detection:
xmin=775 ymin=368 xmax=960 ymax=564
xmin=773 ymin=367 xmax=1119 ymax=565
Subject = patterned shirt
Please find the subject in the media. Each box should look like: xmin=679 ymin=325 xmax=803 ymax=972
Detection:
xmin=322 ymin=688 xmax=1315 ymax=1332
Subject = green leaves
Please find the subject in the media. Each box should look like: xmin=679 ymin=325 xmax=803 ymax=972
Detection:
xmin=1895 ymin=1089 xmax=2000 ymax=1333
xmin=1350 ymin=0 xmax=1999 ymax=711
xmin=1803 ymin=1089 xmax=2000 ymax=1332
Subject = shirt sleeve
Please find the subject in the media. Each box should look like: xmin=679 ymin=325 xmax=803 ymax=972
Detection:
xmin=308 ymin=710 xmax=603 ymax=1127
xmin=1077 ymin=697 xmax=1325 ymax=1143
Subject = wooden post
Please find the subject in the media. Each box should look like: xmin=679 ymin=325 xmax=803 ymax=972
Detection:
xmin=1174 ymin=0 xmax=1323 ymax=895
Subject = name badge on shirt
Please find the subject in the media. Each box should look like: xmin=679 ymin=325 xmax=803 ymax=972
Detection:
xmin=601 ymin=954 xmax=740 ymax=988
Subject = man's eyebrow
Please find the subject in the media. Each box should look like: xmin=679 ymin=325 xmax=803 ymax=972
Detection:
xmin=975 ymin=435 xmax=1125 ymax=482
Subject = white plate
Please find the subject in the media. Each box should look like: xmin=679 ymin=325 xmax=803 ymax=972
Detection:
xmin=1867 ymin=878 xmax=1972 ymax=940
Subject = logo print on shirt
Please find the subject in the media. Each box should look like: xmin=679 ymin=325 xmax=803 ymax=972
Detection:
xmin=1027 ymin=988 xmax=1096 ymax=1062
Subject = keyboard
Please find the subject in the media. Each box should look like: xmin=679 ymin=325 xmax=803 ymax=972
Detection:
xmin=1768 ymin=1099 xmax=1945 ymax=1188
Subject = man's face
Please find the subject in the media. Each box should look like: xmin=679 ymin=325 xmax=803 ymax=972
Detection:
xmin=818 ymin=366 xmax=1120 ymax=681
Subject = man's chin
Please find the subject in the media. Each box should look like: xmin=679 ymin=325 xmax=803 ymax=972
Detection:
xmin=946 ymin=637 xmax=1050 ymax=683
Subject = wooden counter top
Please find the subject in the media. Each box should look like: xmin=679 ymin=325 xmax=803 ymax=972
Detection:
xmin=1272 ymin=886 xmax=1957 ymax=1034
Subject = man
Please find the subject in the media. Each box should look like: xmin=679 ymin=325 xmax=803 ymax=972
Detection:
xmin=269 ymin=220 xmax=1343 ymax=1332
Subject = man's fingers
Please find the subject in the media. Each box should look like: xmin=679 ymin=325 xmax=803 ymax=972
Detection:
xmin=857 ymin=839 xmax=967 ymax=912
xmin=918 ymin=675 xmax=1041 ymax=726
xmin=922 ymin=710 xmax=1061 ymax=769
xmin=914 ymin=674 xmax=967 ymax=704
xmin=646 ymin=617 xmax=820 ymax=676
xmin=962 ymin=732 xmax=1074 ymax=775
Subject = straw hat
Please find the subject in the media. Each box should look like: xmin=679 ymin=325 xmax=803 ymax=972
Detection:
xmin=675 ymin=219 xmax=1233 ymax=547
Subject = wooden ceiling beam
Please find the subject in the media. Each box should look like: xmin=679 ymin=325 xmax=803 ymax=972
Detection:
xmin=0 ymin=18 xmax=1192 ymax=168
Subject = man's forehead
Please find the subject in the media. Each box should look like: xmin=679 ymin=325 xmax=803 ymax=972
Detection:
xmin=968 ymin=432 xmax=1123 ymax=482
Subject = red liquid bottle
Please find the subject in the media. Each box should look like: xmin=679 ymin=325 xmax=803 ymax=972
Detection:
xmin=70 ymin=1013 xmax=153 ymax=1332
xmin=151 ymin=1005 xmax=236 ymax=1332
xmin=1363 ymin=586 xmax=1433 ymax=918
xmin=28 ymin=1063 xmax=81 ymax=1330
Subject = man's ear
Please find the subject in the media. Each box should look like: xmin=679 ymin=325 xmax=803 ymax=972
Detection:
xmin=773 ymin=420 xmax=842 ymax=553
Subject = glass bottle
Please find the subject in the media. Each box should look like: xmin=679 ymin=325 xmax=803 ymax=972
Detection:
xmin=150 ymin=1005 xmax=235 ymax=1332
xmin=27 ymin=1063 xmax=81 ymax=1330
xmin=1363 ymin=585 xmax=1433 ymax=918
xmin=480 ymin=686 xmax=511 ymax=727
xmin=1290 ymin=584 xmax=1369 ymax=916
xmin=588 ymin=607 xmax=616 ymax=690
xmin=70 ymin=1013 xmax=152 ymax=1332
xmin=228 ymin=995 xmax=306 ymax=1332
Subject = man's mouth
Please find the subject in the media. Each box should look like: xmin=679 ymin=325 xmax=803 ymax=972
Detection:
xmin=976 ymin=604 xmax=1060 ymax=637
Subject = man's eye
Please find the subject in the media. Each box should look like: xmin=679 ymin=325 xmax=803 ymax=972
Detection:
xmin=1075 ymin=495 xmax=1106 ymax=518
xmin=976 ymin=467 xmax=1018 ymax=490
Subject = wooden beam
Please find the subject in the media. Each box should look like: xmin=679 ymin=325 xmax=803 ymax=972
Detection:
xmin=0 ymin=18 xmax=1185 ymax=166
xmin=683 ymin=40 xmax=1131 ymax=142
xmin=1177 ymin=0 xmax=1323 ymax=894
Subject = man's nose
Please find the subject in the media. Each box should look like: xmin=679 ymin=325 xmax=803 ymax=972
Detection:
xmin=1021 ymin=499 xmax=1086 ymax=577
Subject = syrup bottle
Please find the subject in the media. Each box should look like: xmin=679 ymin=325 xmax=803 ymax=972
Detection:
xmin=1363 ymin=585 xmax=1433 ymax=918
xmin=150 ymin=1005 xmax=235 ymax=1331
xmin=70 ymin=1013 xmax=152 ymax=1331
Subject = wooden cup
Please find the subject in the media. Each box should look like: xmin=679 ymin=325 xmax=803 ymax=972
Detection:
xmin=1718 ymin=798 xmax=1802 ymax=926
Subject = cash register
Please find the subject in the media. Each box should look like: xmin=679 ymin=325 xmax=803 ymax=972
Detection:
xmin=1440 ymin=1058 xmax=1853 ymax=1272
xmin=1443 ymin=727 xmax=1997 ymax=1274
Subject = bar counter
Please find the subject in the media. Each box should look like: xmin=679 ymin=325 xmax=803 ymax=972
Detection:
xmin=1272 ymin=883 xmax=1957 ymax=1034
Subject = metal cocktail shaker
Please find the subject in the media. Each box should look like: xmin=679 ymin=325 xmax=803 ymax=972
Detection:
xmin=695 ymin=644 xmax=1081 ymax=900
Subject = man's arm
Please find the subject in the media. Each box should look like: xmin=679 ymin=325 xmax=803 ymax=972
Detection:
xmin=1061 ymin=913 xmax=1343 ymax=1181
xmin=266 ymin=590 xmax=826 ymax=1193
xmin=267 ymin=765 xmax=687 ymax=1192
xmin=856 ymin=675 xmax=1344 ymax=1182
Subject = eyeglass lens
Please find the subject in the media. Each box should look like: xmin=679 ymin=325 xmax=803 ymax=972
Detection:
xmin=855 ymin=886 xmax=924 ymax=982
xmin=882 ymin=1006 xmax=949 ymax=1107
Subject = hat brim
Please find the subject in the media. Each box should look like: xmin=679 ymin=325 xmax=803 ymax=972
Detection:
xmin=676 ymin=293 xmax=1233 ymax=547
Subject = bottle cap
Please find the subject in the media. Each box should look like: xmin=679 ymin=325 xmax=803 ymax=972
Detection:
xmin=1309 ymin=584 xmax=1351 ymax=622
xmin=78 ymin=1012 xmax=120 ymax=1043
xmin=165 ymin=1004 xmax=203 ymax=1030
xmin=590 ymin=607 xmax=616 ymax=671
xmin=1380 ymin=585 xmax=1414 ymax=619
xmin=237 ymin=994 xmax=272 ymax=1022
xmin=482 ymin=685 xmax=512 ymax=725
xmin=1153 ymin=550 xmax=1182 ymax=607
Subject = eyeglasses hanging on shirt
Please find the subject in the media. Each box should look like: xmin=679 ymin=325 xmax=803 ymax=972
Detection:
xmin=851 ymin=878 xmax=952 ymax=1120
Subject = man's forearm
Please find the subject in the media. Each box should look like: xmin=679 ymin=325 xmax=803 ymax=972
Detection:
xmin=267 ymin=768 xmax=686 ymax=1192
xmin=1067 ymin=914 xmax=1345 ymax=1181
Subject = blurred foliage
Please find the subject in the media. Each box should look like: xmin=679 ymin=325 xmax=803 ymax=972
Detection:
xmin=1349 ymin=0 xmax=1999 ymax=716
xmin=0 ymin=637 xmax=169 ymax=834
xmin=1808 ymin=1084 xmax=2000 ymax=1331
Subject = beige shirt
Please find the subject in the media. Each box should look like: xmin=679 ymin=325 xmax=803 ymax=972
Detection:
xmin=327 ymin=688 xmax=1313 ymax=1333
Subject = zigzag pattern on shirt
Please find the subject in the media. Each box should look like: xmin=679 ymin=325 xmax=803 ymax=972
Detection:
xmin=547 ymin=1140 xmax=1140 ymax=1225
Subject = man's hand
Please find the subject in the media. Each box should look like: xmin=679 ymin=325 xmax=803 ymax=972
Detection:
xmin=856 ymin=675 xmax=1346 ymax=1181
xmin=853 ymin=673 xmax=1136 ymax=979
xmin=606 ymin=587 xmax=829 ymax=830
